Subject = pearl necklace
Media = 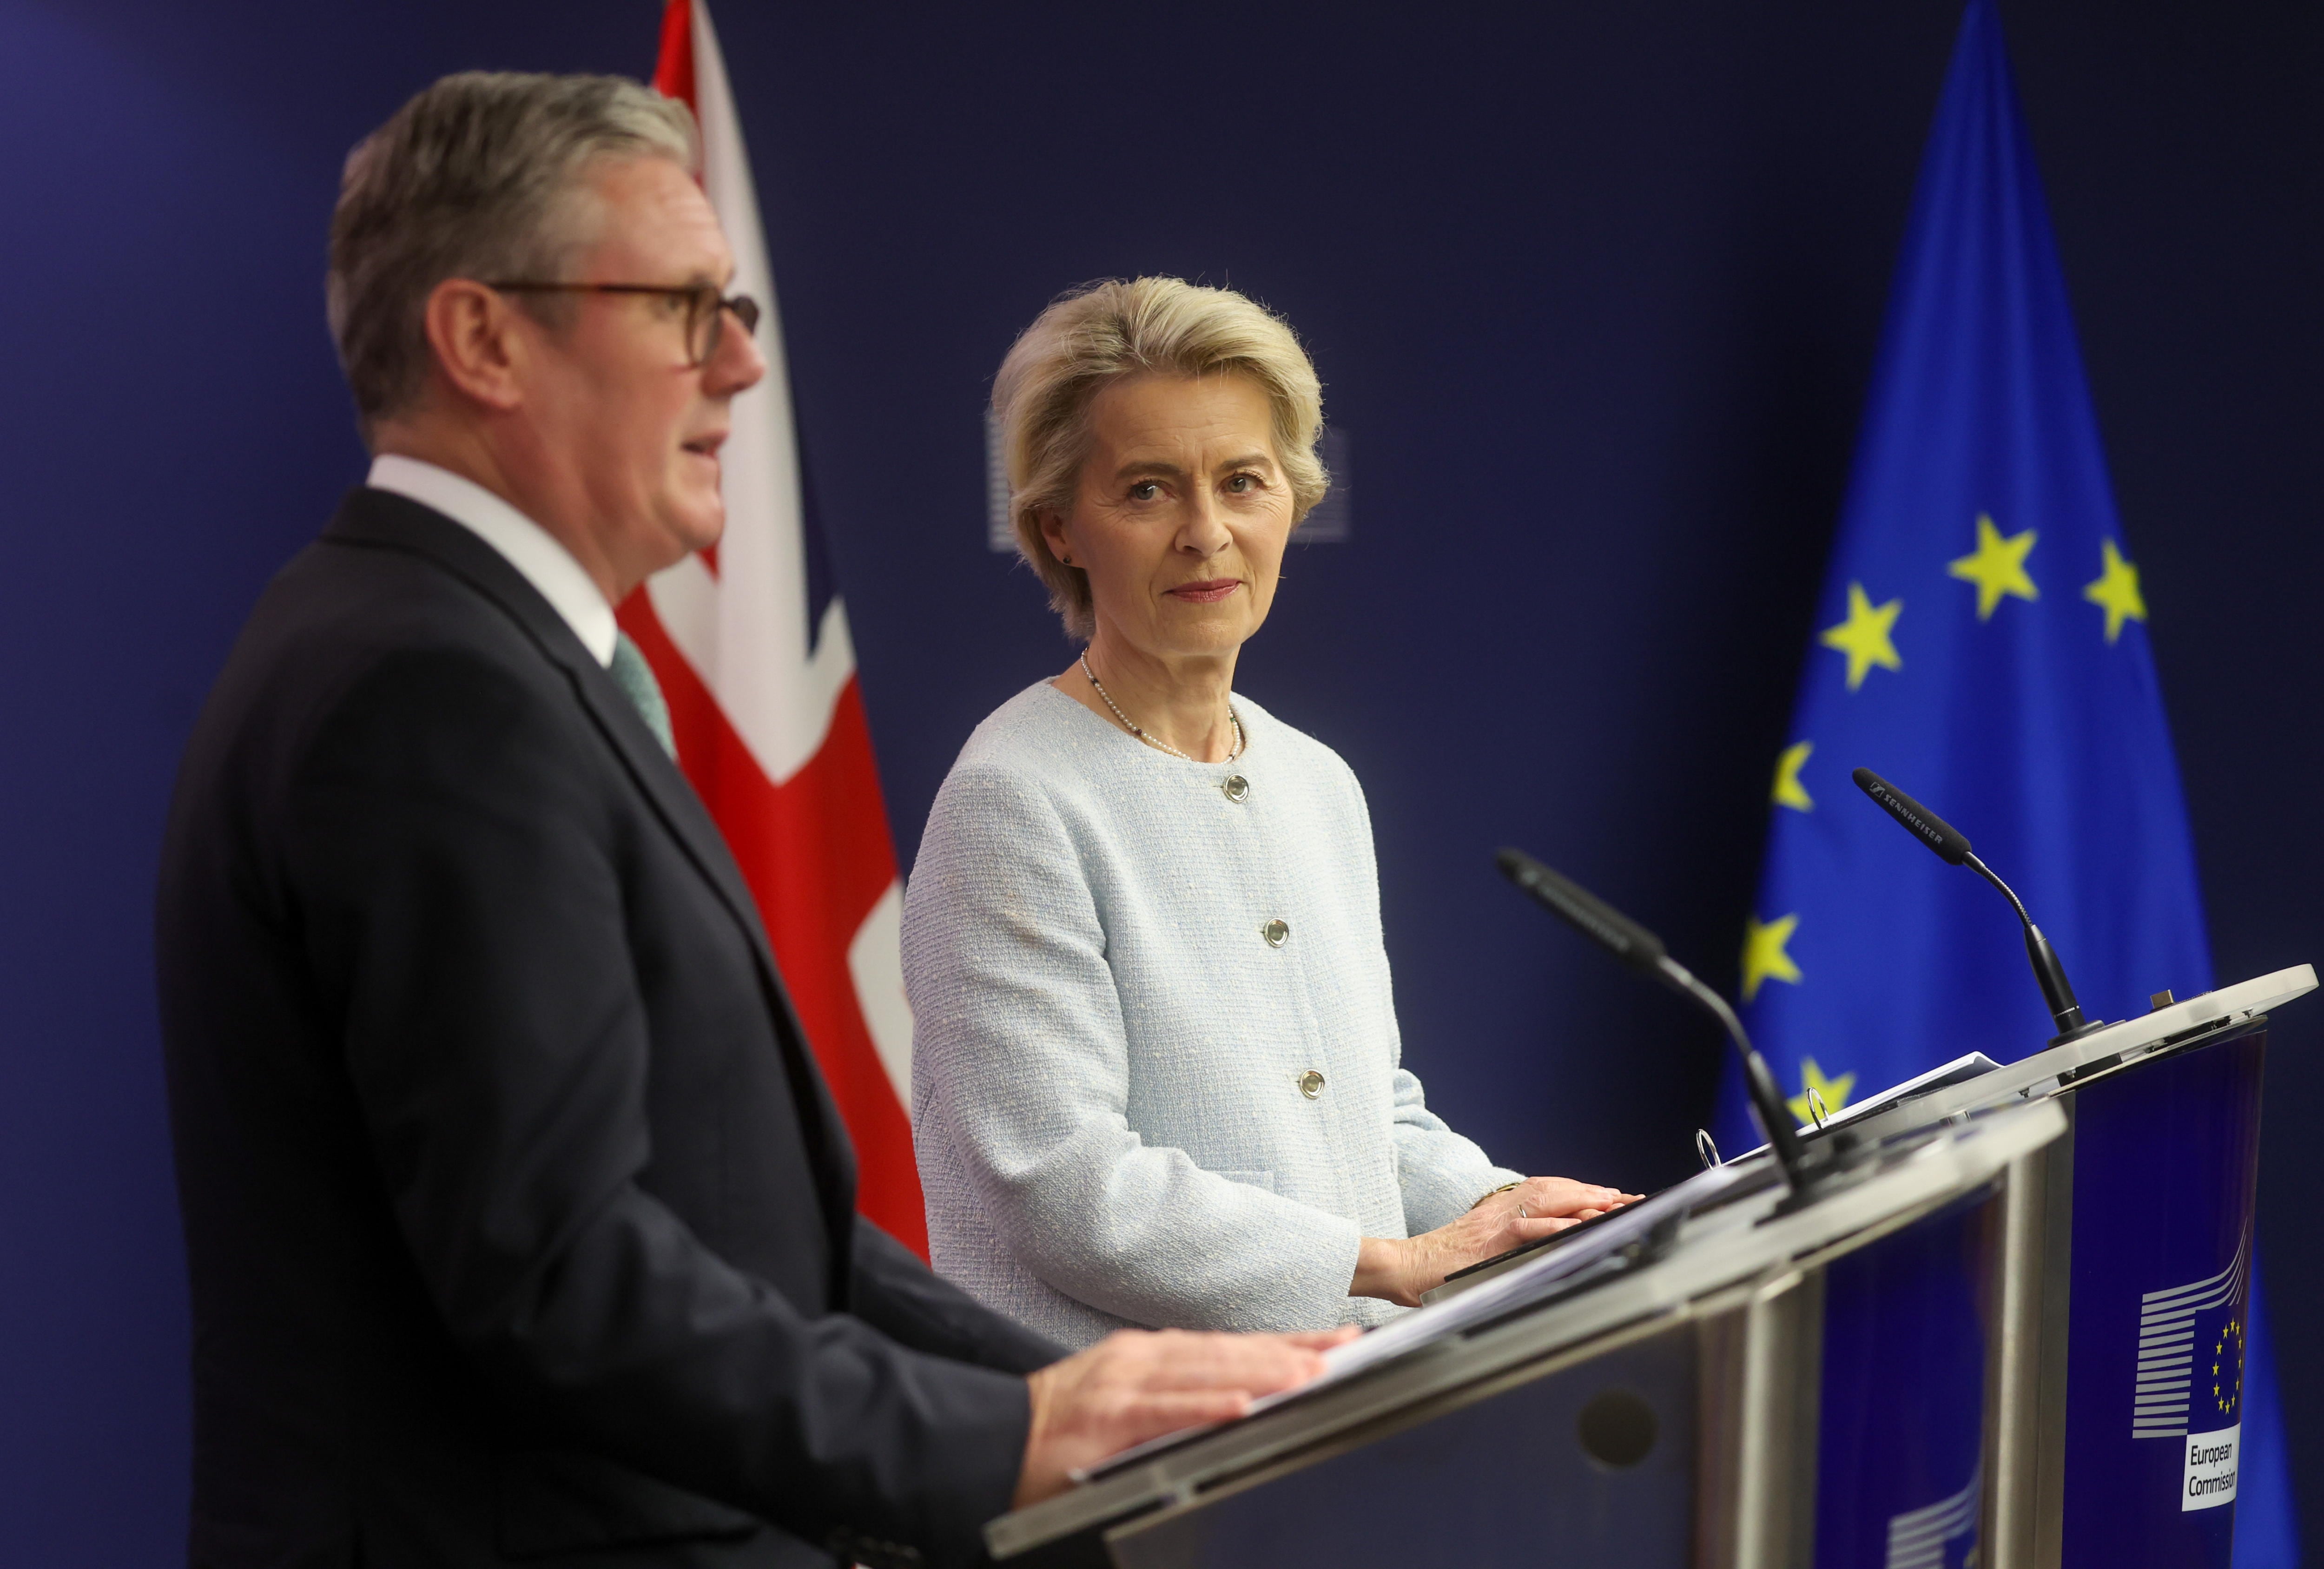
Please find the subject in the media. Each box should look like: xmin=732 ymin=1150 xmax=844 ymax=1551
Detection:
xmin=1079 ymin=653 xmax=1244 ymax=763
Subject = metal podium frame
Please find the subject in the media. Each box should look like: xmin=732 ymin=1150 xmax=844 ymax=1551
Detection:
xmin=1428 ymin=962 xmax=2311 ymax=1569
xmin=985 ymin=1101 xmax=2066 ymax=1569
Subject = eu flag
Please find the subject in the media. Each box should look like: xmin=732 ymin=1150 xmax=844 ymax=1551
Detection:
xmin=1717 ymin=3 xmax=2297 ymax=1561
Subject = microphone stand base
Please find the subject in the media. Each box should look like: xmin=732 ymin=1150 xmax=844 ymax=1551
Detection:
xmin=1762 ymin=1131 xmax=1865 ymax=1220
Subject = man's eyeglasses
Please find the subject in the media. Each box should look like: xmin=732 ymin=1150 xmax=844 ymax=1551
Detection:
xmin=486 ymin=281 xmax=762 ymax=368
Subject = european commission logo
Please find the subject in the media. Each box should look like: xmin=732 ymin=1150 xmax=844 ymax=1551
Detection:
xmin=1883 ymin=1465 xmax=1978 ymax=1569
xmin=2131 ymin=1225 xmax=2247 ymax=1510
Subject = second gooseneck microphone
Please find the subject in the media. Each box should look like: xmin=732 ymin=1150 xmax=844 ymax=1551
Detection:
xmin=1850 ymin=767 xmax=2100 ymax=1043
xmin=1494 ymin=849 xmax=1812 ymax=1193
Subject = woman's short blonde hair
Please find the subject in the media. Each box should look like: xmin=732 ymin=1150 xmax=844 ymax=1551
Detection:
xmin=992 ymin=277 xmax=1328 ymax=640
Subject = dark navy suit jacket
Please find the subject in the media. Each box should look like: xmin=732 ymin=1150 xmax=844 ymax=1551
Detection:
xmin=156 ymin=488 xmax=1059 ymax=1568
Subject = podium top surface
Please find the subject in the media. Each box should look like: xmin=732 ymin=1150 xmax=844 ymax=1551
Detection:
xmin=1837 ymin=963 xmax=2315 ymax=1146
xmin=986 ymin=1097 xmax=2064 ymax=1560
xmin=1426 ymin=966 xmax=2314 ymax=1314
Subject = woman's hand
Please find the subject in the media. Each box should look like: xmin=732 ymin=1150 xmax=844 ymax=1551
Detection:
xmin=1349 ymin=1176 xmax=1642 ymax=1307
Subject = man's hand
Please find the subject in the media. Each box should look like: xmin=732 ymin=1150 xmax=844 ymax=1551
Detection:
xmin=1350 ymin=1175 xmax=1641 ymax=1307
xmin=1013 ymin=1327 xmax=1357 ymax=1508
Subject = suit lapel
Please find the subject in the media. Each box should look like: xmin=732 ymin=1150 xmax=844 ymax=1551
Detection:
xmin=556 ymin=646 xmax=862 ymax=1250
xmin=323 ymin=489 xmax=859 ymax=1246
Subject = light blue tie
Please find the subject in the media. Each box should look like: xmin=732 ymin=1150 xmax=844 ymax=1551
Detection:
xmin=609 ymin=632 xmax=676 ymax=760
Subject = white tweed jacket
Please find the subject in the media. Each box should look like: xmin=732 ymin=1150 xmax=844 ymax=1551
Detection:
xmin=904 ymin=681 xmax=1520 ymax=1349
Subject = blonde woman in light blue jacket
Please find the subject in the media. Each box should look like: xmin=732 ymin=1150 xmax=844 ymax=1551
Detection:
xmin=903 ymin=278 xmax=1636 ymax=1350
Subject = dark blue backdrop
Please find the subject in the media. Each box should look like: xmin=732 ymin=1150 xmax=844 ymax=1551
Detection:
xmin=2 ymin=1 xmax=2316 ymax=1560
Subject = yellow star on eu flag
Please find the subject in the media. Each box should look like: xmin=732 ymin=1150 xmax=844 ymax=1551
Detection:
xmin=1786 ymin=1057 xmax=1857 ymax=1127
xmin=2083 ymin=538 xmax=2147 ymax=643
xmin=1741 ymin=912 xmax=1802 ymax=1002
xmin=1948 ymin=512 xmax=2039 ymax=620
xmin=1771 ymin=740 xmax=1814 ymax=811
xmin=1819 ymin=582 xmax=1903 ymax=691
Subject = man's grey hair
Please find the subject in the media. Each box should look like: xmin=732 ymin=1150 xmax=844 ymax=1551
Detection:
xmin=327 ymin=71 xmax=700 ymax=440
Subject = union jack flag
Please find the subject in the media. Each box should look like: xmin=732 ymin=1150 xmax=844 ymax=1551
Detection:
xmin=623 ymin=0 xmax=924 ymax=1253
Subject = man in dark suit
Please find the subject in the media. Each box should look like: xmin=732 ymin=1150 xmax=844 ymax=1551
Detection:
xmin=156 ymin=72 xmax=1338 ymax=1569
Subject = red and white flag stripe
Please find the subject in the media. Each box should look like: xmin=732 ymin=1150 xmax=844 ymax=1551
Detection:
xmin=628 ymin=0 xmax=925 ymax=1253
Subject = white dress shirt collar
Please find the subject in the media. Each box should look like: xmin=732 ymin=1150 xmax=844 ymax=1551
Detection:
xmin=366 ymin=454 xmax=618 ymax=668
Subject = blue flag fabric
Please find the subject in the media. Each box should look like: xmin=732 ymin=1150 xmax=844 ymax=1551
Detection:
xmin=1716 ymin=3 xmax=2297 ymax=1561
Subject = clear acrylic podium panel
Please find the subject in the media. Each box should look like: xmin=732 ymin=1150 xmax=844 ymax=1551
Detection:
xmin=1814 ymin=1191 xmax=1992 ymax=1569
xmin=1094 ymin=1186 xmax=2000 ymax=1569
xmin=1104 ymin=1318 xmax=1703 ymax=1569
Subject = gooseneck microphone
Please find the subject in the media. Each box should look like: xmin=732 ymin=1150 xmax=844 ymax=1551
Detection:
xmin=1494 ymin=848 xmax=1811 ymax=1193
xmin=1850 ymin=768 xmax=2100 ymax=1043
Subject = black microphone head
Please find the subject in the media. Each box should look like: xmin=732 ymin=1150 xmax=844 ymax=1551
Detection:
xmin=1494 ymin=848 xmax=1668 ymax=975
xmin=1852 ymin=768 xmax=1973 ymax=865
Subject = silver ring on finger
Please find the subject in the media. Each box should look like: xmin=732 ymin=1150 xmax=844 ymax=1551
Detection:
xmin=1517 ymin=1202 xmax=1528 ymax=1219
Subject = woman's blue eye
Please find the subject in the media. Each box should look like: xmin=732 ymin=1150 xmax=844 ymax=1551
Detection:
xmin=1130 ymin=482 xmax=1160 ymax=501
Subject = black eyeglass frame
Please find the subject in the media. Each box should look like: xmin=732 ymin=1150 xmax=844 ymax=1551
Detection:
xmin=485 ymin=281 xmax=761 ymax=367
